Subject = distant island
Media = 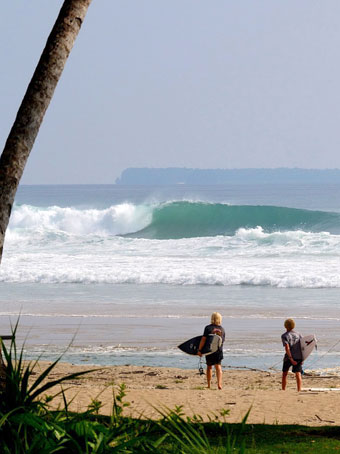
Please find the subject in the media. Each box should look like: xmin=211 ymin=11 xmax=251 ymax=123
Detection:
xmin=115 ymin=168 xmax=340 ymax=185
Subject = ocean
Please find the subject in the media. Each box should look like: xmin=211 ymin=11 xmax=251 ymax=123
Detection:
xmin=1 ymin=183 xmax=340 ymax=373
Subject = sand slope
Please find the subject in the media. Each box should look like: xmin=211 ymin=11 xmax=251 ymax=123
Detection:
xmin=34 ymin=362 xmax=340 ymax=426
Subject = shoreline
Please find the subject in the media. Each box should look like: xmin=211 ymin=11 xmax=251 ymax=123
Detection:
xmin=33 ymin=361 xmax=340 ymax=426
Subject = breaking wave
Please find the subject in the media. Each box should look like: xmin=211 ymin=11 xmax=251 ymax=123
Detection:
xmin=129 ymin=202 xmax=340 ymax=238
xmin=8 ymin=201 xmax=340 ymax=239
xmin=8 ymin=203 xmax=152 ymax=237
xmin=3 ymin=201 xmax=340 ymax=288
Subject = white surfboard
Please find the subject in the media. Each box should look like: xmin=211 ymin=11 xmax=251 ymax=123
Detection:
xmin=300 ymin=334 xmax=317 ymax=361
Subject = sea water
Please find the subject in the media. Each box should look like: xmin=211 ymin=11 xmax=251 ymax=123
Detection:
xmin=1 ymin=184 xmax=340 ymax=373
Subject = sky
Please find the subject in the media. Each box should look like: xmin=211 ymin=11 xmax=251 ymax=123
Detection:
xmin=1 ymin=1 xmax=340 ymax=184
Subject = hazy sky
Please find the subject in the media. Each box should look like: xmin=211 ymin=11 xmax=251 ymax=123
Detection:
xmin=1 ymin=1 xmax=340 ymax=184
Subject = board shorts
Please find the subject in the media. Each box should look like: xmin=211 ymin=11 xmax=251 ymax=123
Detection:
xmin=206 ymin=349 xmax=223 ymax=366
xmin=282 ymin=358 xmax=303 ymax=373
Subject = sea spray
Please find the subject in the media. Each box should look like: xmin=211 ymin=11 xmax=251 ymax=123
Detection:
xmin=8 ymin=203 xmax=153 ymax=236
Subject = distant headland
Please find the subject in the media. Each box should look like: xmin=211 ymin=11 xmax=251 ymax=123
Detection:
xmin=115 ymin=168 xmax=340 ymax=185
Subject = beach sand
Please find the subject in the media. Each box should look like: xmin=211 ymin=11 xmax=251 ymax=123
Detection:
xmin=32 ymin=362 xmax=340 ymax=426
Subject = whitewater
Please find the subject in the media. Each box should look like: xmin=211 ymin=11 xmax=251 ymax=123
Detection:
xmin=1 ymin=184 xmax=340 ymax=371
xmin=2 ymin=200 xmax=340 ymax=288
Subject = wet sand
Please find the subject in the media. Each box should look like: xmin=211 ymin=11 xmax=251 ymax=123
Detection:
xmin=33 ymin=362 xmax=340 ymax=426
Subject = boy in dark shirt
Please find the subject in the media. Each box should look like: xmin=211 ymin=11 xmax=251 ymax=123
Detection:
xmin=281 ymin=318 xmax=302 ymax=392
xmin=197 ymin=312 xmax=225 ymax=390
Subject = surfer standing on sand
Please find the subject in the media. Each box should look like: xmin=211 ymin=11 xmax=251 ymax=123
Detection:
xmin=281 ymin=318 xmax=303 ymax=392
xmin=197 ymin=312 xmax=225 ymax=390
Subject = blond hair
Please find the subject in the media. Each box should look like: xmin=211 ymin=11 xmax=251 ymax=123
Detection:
xmin=211 ymin=312 xmax=222 ymax=325
xmin=284 ymin=318 xmax=295 ymax=331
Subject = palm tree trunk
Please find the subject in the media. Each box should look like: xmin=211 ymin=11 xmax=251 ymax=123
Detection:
xmin=0 ymin=0 xmax=92 ymax=263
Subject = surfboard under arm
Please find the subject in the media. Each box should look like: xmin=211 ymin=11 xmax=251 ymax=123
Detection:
xmin=300 ymin=334 xmax=317 ymax=361
xmin=178 ymin=334 xmax=222 ymax=356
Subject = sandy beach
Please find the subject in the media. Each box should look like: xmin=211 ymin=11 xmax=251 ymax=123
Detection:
xmin=33 ymin=362 xmax=340 ymax=426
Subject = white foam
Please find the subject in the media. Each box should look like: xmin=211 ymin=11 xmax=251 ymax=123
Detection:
xmin=3 ymin=208 xmax=340 ymax=287
xmin=2 ymin=249 xmax=340 ymax=287
xmin=8 ymin=203 xmax=152 ymax=237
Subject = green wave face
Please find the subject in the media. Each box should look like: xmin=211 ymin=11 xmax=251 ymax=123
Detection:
xmin=127 ymin=202 xmax=340 ymax=239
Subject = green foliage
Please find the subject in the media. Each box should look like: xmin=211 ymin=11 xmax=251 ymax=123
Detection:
xmin=112 ymin=383 xmax=130 ymax=423
xmin=0 ymin=322 xmax=98 ymax=453
xmin=155 ymin=405 xmax=248 ymax=454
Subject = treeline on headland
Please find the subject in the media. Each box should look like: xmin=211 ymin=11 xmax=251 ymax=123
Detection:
xmin=115 ymin=168 xmax=340 ymax=185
